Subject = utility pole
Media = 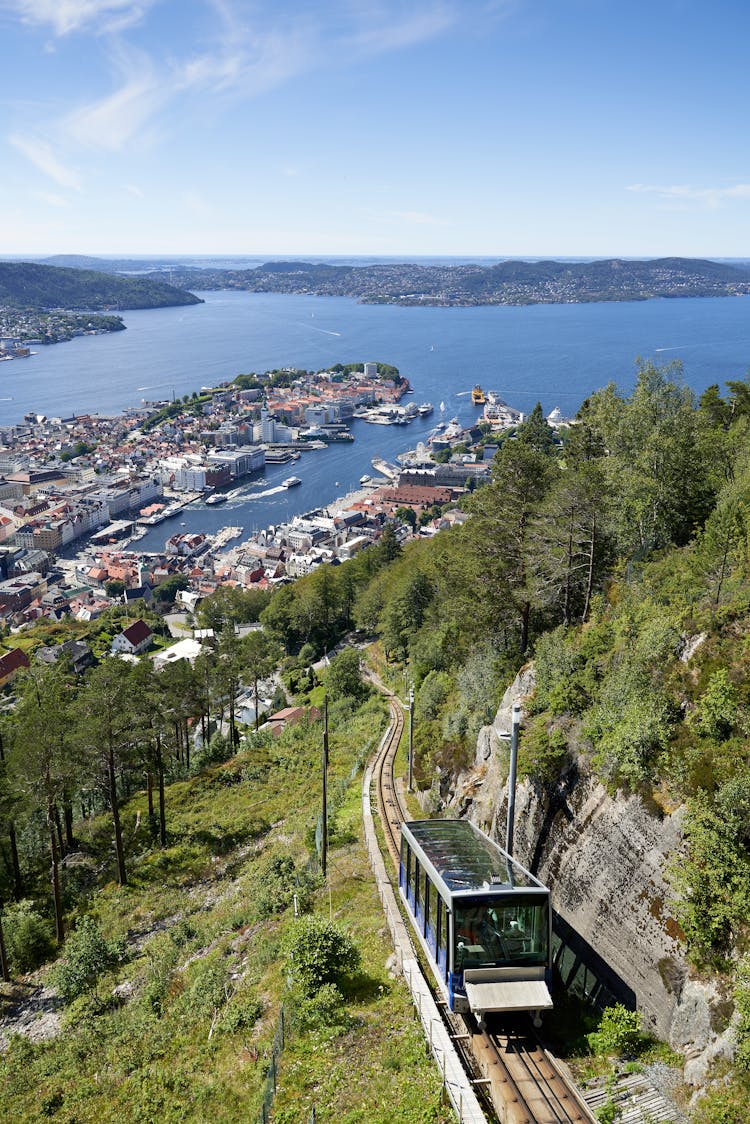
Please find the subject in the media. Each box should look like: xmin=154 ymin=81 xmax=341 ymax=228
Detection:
xmin=0 ymin=903 xmax=9 ymax=982
xmin=408 ymin=685 xmax=415 ymax=793
xmin=505 ymin=703 xmax=521 ymax=856
xmin=321 ymin=695 xmax=328 ymax=878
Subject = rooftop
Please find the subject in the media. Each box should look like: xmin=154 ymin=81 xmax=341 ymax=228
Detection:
xmin=404 ymin=819 xmax=546 ymax=895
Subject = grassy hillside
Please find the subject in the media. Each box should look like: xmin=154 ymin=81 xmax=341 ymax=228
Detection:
xmin=0 ymin=693 xmax=448 ymax=1122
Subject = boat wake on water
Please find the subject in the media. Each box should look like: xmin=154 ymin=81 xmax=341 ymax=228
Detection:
xmin=298 ymin=323 xmax=342 ymax=337
xmin=227 ymin=485 xmax=287 ymax=502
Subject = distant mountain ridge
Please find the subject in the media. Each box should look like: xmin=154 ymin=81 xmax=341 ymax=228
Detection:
xmin=15 ymin=255 xmax=750 ymax=308
xmin=0 ymin=261 xmax=203 ymax=311
xmin=140 ymin=255 xmax=750 ymax=307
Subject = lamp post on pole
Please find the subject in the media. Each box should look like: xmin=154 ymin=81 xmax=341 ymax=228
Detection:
xmin=408 ymin=686 xmax=415 ymax=793
xmin=505 ymin=703 xmax=521 ymax=857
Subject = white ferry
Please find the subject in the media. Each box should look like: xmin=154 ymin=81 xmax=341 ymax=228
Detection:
xmin=282 ymin=476 xmax=302 ymax=488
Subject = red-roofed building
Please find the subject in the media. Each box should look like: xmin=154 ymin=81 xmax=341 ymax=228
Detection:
xmin=266 ymin=705 xmax=321 ymax=736
xmin=0 ymin=646 xmax=29 ymax=685
xmin=111 ymin=619 xmax=153 ymax=656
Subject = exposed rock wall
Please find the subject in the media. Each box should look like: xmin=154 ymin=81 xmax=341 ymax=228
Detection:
xmin=447 ymin=666 xmax=734 ymax=1081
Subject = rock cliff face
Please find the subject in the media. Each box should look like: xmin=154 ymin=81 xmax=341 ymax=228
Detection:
xmin=447 ymin=666 xmax=735 ymax=1083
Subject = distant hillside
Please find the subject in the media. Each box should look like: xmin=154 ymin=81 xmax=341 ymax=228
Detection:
xmin=146 ymin=256 xmax=750 ymax=307
xmin=0 ymin=261 xmax=203 ymax=310
xmin=38 ymin=254 xmax=192 ymax=274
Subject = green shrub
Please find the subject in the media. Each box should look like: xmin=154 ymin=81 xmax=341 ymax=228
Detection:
xmin=587 ymin=1003 xmax=642 ymax=1057
xmin=325 ymin=649 xmax=366 ymax=702
xmin=689 ymin=668 xmax=740 ymax=741
xmin=186 ymin=954 xmax=228 ymax=1017
xmin=732 ymin=959 xmax=750 ymax=1070
xmin=295 ymin=982 xmax=351 ymax=1032
xmin=3 ymin=900 xmax=55 ymax=974
xmin=518 ymin=721 xmax=568 ymax=784
xmin=284 ymin=916 xmax=360 ymax=997
xmin=416 ymin=670 xmax=451 ymax=721
xmin=143 ymin=935 xmax=179 ymax=1015
xmin=51 ymin=916 xmax=124 ymax=1002
xmin=254 ymin=853 xmax=319 ymax=919
xmin=532 ymin=626 xmax=583 ymax=713
xmin=198 ymin=731 xmax=231 ymax=765
xmin=217 ymin=993 xmax=263 ymax=1035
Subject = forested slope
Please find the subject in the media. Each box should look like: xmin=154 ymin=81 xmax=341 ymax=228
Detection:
xmin=3 ymin=358 xmax=750 ymax=1116
xmin=0 ymin=261 xmax=202 ymax=310
xmin=254 ymin=360 xmax=750 ymax=1114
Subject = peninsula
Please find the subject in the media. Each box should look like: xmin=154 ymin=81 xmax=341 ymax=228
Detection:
xmin=0 ymin=261 xmax=203 ymax=351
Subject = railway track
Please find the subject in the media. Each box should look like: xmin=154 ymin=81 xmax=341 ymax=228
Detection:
xmin=370 ymin=683 xmax=595 ymax=1124
xmin=373 ymin=692 xmax=405 ymax=867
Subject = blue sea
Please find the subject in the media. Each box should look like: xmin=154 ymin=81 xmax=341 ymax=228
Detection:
xmin=3 ymin=289 xmax=749 ymax=548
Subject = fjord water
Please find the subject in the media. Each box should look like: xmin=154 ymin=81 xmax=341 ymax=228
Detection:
xmin=5 ymin=290 xmax=750 ymax=547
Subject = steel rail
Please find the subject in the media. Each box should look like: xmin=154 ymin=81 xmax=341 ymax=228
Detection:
xmin=374 ymin=692 xmax=407 ymax=866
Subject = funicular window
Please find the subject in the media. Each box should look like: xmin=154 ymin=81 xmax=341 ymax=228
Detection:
xmin=425 ymin=877 xmax=435 ymax=945
xmin=454 ymin=896 xmax=549 ymax=970
xmin=400 ymin=838 xmax=409 ymax=890
xmin=437 ymin=897 xmax=449 ymax=978
xmin=409 ymin=854 xmax=420 ymax=913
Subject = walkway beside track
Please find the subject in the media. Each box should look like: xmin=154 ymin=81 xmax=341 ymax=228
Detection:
xmin=362 ymin=718 xmax=488 ymax=1124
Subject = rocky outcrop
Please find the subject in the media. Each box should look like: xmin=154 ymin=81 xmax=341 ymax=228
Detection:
xmin=447 ymin=665 xmax=736 ymax=1083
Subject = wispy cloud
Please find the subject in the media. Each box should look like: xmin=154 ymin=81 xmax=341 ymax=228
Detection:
xmin=8 ymin=133 xmax=81 ymax=189
xmin=627 ymin=183 xmax=750 ymax=209
xmin=66 ymin=50 xmax=166 ymax=150
xmin=6 ymin=1 xmax=466 ymax=162
xmin=1 ymin=1 xmax=153 ymax=36
xmin=33 ymin=190 xmax=69 ymax=207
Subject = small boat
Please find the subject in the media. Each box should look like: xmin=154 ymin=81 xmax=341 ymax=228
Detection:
xmin=471 ymin=384 xmax=486 ymax=405
xmin=206 ymin=493 xmax=227 ymax=505
xmin=360 ymin=475 xmax=372 ymax=484
xmin=282 ymin=476 xmax=302 ymax=488
xmin=439 ymin=400 xmax=446 ymax=412
xmin=418 ymin=402 xmax=433 ymax=416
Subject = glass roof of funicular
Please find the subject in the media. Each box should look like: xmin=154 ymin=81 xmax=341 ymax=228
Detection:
xmin=405 ymin=819 xmax=546 ymax=894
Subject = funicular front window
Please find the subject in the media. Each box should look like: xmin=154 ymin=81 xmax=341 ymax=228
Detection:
xmin=454 ymin=896 xmax=548 ymax=969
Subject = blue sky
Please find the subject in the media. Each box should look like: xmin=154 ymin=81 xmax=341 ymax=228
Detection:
xmin=2 ymin=0 xmax=750 ymax=257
